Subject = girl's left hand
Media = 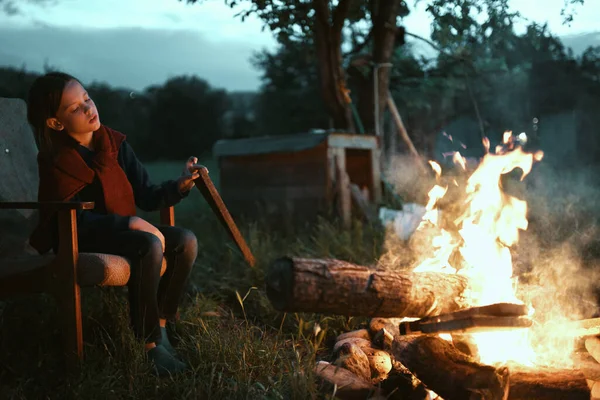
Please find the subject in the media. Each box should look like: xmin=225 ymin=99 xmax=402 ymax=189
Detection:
xmin=177 ymin=156 xmax=205 ymax=193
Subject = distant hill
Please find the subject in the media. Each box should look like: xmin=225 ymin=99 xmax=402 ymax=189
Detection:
xmin=560 ymin=31 xmax=600 ymax=56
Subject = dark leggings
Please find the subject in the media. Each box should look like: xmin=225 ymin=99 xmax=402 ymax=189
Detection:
xmin=80 ymin=226 xmax=198 ymax=344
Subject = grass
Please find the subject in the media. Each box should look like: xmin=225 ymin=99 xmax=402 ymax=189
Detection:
xmin=0 ymin=158 xmax=384 ymax=399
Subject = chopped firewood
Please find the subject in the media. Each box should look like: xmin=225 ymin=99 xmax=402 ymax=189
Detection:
xmin=369 ymin=318 xmax=406 ymax=337
xmin=572 ymin=351 xmax=600 ymax=381
xmin=333 ymin=337 xmax=372 ymax=353
xmin=360 ymin=346 xmax=392 ymax=383
xmin=508 ymin=367 xmax=590 ymax=399
xmin=586 ymin=336 xmax=600 ymax=363
xmin=334 ymin=342 xmax=372 ymax=382
xmin=336 ymin=329 xmax=371 ymax=342
xmin=332 ymin=337 xmax=392 ymax=383
xmin=382 ymin=360 xmax=430 ymax=400
xmin=372 ymin=328 xmax=394 ymax=352
xmin=266 ymin=257 xmax=470 ymax=317
xmin=314 ymin=361 xmax=382 ymax=400
xmin=591 ymin=381 xmax=600 ymax=400
xmin=392 ymin=334 xmax=509 ymax=400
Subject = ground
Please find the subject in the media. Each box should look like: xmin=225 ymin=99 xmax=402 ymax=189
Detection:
xmin=0 ymin=159 xmax=382 ymax=400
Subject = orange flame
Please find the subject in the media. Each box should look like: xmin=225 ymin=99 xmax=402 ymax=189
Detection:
xmin=411 ymin=133 xmax=552 ymax=365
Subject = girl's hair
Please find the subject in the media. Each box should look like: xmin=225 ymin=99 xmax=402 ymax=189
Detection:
xmin=27 ymin=72 xmax=80 ymax=154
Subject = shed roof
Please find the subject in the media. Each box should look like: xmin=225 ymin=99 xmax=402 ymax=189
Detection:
xmin=213 ymin=132 xmax=378 ymax=157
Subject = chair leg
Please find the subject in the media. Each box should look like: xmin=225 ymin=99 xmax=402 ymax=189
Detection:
xmin=55 ymin=283 xmax=84 ymax=372
xmin=54 ymin=208 xmax=84 ymax=372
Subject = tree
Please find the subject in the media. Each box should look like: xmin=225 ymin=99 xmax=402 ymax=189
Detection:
xmin=181 ymin=0 xmax=409 ymax=134
xmin=144 ymin=76 xmax=229 ymax=160
xmin=251 ymin=37 xmax=329 ymax=135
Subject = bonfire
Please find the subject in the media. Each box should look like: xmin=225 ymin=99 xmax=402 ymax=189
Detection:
xmin=266 ymin=132 xmax=600 ymax=400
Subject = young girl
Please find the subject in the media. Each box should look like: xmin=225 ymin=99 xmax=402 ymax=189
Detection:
xmin=27 ymin=71 xmax=199 ymax=376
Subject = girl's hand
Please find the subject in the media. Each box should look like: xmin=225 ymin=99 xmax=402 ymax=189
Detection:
xmin=177 ymin=156 xmax=204 ymax=194
xmin=128 ymin=216 xmax=165 ymax=253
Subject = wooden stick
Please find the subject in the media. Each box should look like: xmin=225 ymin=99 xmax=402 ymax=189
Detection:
xmin=386 ymin=91 xmax=427 ymax=173
xmin=399 ymin=303 xmax=531 ymax=335
xmin=195 ymin=167 xmax=255 ymax=267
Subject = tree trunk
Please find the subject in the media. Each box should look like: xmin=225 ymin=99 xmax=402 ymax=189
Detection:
xmin=371 ymin=0 xmax=403 ymax=136
xmin=313 ymin=0 xmax=355 ymax=132
xmin=392 ymin=334 xmax=510 ymax=400
xmin=266 ymin=257 xmax=470 ymax=317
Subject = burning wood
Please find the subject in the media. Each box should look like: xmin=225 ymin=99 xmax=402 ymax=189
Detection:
xmin=398 ymin=303 xmax=532 ymax=335
xmin=392 ymin=334 xmax=510 ymax=400
xmin=266 ymin=256 xmax=470 ymax=318
xmin=508 ymin=367 xmax=590 ymax=400
xmin=317 ymin=323 xmax=598 ymax=400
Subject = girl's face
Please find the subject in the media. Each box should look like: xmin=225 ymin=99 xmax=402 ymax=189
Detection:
xmin=46 ymin=79 xmax=101 ymax=138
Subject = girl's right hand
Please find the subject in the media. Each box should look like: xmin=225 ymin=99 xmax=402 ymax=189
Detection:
xmin=128 ymin=216 xmax=165 ymax=253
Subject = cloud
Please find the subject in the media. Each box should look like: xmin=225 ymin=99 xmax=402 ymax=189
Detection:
xmin=0 ymin=0 xmax=57 ymax=17
xmin=0 ymin=25 xmax=268 ymax=91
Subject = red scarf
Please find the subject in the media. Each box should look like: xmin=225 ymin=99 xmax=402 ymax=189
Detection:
xmin=30 ymin=125 xmax=136 ymax=254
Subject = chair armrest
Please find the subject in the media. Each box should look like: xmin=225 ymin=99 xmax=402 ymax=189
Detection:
xmin=0 ymin=201 xmax=95 ymax=210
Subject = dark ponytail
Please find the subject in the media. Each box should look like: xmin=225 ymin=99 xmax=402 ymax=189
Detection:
xmin=27 ymin=72 xmax=80 ymax=155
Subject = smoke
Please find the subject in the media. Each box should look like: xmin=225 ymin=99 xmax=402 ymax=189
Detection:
xmin=381 ymin=154 xmax=600 ymax=305
xmin=377 ymin=155 xmax=438 ymax=270
xmin=380 ymin=152 xmax=600 ymax=366
xmin=516 ymin=163 xmax=600 ymax=319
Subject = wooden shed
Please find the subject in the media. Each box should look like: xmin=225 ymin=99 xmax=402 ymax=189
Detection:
xmin=212 ymin=132 xmax=381 ymax=225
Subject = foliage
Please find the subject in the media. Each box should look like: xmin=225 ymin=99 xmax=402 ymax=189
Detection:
xmin=145 ymin=76 xmax=230 ymax=160
xmin=0 ymin=68 xmax=249 ymax=161
xmin=182 ymin=0 xmax=410 ymax=132
xmin=251 ymin=38 xmax=329 ymax=134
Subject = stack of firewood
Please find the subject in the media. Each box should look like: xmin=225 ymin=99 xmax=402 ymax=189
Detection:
xmin=316 ymin=318 xmax=600 ymax=400
xmin=266 ymin=257 xmax=600 ymax=400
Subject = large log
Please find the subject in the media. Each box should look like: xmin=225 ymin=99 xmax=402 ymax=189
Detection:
xmin=266 ymin=257 xmax=470 ymax=317
xmin=508 ymin=367 xmax=590 ymax=399
xmin=392 ymin=334 xmax=510 ymax=400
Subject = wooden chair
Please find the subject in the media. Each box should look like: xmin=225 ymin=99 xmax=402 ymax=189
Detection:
xmin=0 ymin=97 xmax=173 ymax=371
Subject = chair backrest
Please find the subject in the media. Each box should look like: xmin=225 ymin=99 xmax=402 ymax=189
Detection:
xmin=0 ymin=97 xmax=40 ymax=258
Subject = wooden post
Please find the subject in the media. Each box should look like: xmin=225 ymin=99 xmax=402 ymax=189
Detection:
xmin=370 ymin=146 xmax=382 ymax=204
xmin=386 ymin=91 xmax=427 ymax=174
xmin=334 ymin=149 xmax=352 ymax=228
